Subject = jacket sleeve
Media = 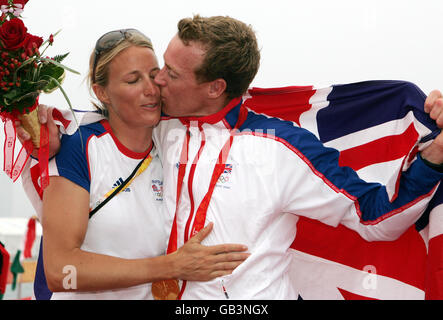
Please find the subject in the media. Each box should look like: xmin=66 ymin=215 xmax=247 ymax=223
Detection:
xmin=278 ymin=126 xmax=443 ymax=241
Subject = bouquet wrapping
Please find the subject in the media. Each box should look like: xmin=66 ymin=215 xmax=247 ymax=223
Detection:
xmin=0 ymin=0 xmax=79 ymax=188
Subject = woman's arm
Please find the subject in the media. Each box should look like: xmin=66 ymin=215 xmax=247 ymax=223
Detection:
xmin=43 ymin=176 xmax=248 ymax=292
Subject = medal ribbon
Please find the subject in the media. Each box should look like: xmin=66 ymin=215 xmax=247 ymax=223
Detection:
xmin=163 ymin=105 xmax=248 ymax=299
xmin=37 ymin=121 xmax=50 ymax=189
xmin=2 ymin=99 xmax=49 ymax=190
xmin=166 ymin=126 xmax=191 ymax=254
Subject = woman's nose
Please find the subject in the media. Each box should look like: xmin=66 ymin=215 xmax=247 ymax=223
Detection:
xmin=144 ymin=77 xmax=160 ymax=96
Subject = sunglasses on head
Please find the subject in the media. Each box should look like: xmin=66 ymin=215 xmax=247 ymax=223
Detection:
xmin=91 ymin=28 xmax=151 ymax=83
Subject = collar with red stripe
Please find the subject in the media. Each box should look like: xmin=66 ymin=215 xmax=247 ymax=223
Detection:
xmin=161 ymin=97 xmax=243 ymax=126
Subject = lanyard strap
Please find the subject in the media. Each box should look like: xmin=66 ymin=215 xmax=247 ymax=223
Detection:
xmin=166 ymin=105 xmax=248 ymax=254
xmin=190 ymin=133 xmax=234 ymax=237
xmin=89 ymin=149 xmax=153 ymax=219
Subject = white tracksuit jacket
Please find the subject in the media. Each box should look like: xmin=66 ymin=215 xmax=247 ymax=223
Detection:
xmin=153 ymin=97 xmax=443 ymax=300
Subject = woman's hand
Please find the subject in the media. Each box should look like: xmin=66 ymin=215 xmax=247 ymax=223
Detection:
xmin=171 ymin=222 xmax=250 ymax=281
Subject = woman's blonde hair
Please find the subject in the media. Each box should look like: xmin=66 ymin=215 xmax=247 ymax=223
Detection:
xmin=87 ymin=30 xmax=154 ymax=114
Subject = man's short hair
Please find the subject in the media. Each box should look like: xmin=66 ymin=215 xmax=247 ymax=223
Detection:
xmin=178 ymin=15 xmax=260 ymax=99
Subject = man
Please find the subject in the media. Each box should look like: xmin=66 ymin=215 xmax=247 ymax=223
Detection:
xmin=151 ymin=15 xmax=443 ymax=299
xmin=19 ymin=15 xmax=443 ymax=299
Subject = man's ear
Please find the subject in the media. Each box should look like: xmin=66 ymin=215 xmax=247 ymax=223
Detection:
xmin=208 ymin=78 xmax=227 ymax=99
xmin=92 ymin=84 xmax=110 ymax=105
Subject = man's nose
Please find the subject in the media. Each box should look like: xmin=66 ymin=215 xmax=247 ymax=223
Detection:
xmin=154 ymin=67 xmax=167 ymax=86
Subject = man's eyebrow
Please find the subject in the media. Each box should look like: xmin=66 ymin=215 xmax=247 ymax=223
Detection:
xmin=164 ymin=62 xmax=179 ymax=75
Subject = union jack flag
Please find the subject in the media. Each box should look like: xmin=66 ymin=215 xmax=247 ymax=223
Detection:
xmin=243 ymin=80 xmax=442 ymax=300
xmin=223 ymin=164 xmax=233 ymax=174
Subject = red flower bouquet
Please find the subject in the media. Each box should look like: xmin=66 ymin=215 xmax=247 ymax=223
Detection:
xmin=0 ymin=0 xmax=79 ymax=186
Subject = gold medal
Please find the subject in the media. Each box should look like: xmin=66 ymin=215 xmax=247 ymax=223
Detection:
xmin=152 ymin=279 xmax=180 ymax=300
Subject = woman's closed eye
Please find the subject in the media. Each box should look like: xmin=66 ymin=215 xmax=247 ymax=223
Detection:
xmin=126 ymin=77 xmax=140 ymax=84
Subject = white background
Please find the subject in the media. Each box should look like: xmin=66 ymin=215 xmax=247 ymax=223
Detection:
xmin=1 ymin=0 xmax=443 ymax=218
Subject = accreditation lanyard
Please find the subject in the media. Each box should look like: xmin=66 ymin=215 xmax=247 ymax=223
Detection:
xmin=89 ymin=151 xmax=153 ymax=218
xmin=166 ymin=105 xmax=248 ymax=254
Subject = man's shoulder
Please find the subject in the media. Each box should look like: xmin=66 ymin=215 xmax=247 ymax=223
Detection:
xmin=241 ymin=109 xmax=314 ymax=141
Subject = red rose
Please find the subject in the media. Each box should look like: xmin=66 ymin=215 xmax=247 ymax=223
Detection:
xmin=12 ymin=0 xmax=28 ymax=8
xmin=24 ymin=33 xmax=43 ymax=51
xmin=0 ymin=18 xmax=28 ymax=50
xmin=0 ymin=0 xmax=8 ymax=6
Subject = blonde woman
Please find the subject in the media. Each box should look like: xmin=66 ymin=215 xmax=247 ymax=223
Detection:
xmin=33 ymin=29 xmax=248 ymax=300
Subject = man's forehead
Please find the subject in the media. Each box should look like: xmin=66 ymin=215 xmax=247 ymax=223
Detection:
xmin=163 ymin=36 xmax=205 ymax=74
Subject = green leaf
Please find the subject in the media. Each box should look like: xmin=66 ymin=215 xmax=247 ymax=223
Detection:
xmin=6 ymin=91 xmax=39 ymax=105
xmin=40 ymin=57 xmax=80 ymax=75
xmin=39 ymin=62 xmax=64 ymax=81
xmin=43 ymin=72 xmax=65 ymax=93
xmin=3 ymin=89 xmax=18 ymax=101
xmin=19 ymin=80 xmax=38 ymax=93
xmin=10 ymin=250 xmax=24 ymax=291
xmin=13 ymin=57 xmax=37 ymax=83
xmin=53 ymin=53 xmax=70 ymax=63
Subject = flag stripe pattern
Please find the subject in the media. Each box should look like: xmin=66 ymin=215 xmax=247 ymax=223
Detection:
xmin=244 ymin=80 xmax=442 ymax=300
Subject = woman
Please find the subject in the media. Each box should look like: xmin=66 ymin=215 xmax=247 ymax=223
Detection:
xmin=31 ymin=29 xmax=248 ymax=300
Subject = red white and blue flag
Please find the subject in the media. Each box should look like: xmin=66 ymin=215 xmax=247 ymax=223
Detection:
xmin=23 ymin=80 xmax=442 ymax=300
xmin=243 ymin=80 xmax=442 ymax=300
